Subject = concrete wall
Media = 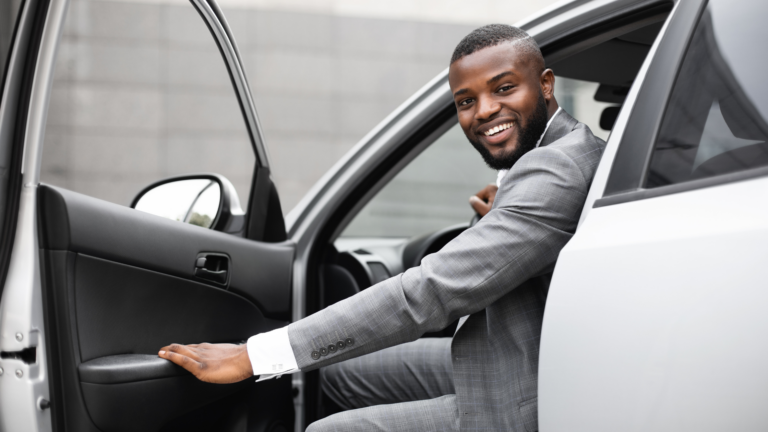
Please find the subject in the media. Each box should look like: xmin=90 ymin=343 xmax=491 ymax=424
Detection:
xmin=40 ymin=0 xmax=608 ymax=217
xmin=41 ymin=0 xmax=475 ymax=212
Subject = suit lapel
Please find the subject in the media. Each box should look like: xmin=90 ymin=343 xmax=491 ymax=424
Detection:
xmin=539 ymin=110 xmax=578 ymax=148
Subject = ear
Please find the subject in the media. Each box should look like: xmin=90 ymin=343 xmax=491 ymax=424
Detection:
xmin=540 ymin=68 xmax=555 ymax=101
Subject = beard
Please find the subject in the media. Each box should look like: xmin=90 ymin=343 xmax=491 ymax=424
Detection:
xmin=468 ymin=92 xmax=550 ymax=171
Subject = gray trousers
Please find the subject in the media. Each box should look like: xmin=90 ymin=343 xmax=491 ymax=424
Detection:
xmin=307 ymin=338 xmax=460 ymax=432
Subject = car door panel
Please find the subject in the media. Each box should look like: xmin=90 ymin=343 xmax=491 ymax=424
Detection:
xmin=39 ymin=185 xmax=294 ymax=319
xmin=38 ymin=184 xmax=295 ymax=431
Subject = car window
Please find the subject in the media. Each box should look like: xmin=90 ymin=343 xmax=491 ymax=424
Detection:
xmin=341 ymin=76 xmax=612 ymax=239
xmin=645 ymin=0 xmax=768 ymax=188
xmin=41 ymin=0 xmax=255 ymax=207
xmin=342 ymin=122 xmax=494 ymax=238
xmin=0 ymin=0 xmax=23 ymax=95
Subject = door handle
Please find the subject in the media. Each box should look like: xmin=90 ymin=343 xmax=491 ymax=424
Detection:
xmin=194 ymin=253 xmax=230 ymax=286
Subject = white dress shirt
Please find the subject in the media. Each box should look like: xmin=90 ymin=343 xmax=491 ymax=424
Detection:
xmin=247 ymin=107 xmax=563 ymax=380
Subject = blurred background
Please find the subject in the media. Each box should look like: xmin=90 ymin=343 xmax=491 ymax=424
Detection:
xmin=2 ymin=0 xmax=611 ymax=233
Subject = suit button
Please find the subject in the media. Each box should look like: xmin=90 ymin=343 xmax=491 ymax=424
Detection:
xmin=311 ymin=351 xmax=320 ymax=360
xmin=319 ymin=347 xmax=328 ymax=356
xmin=328 ymin=344 xmax=337 ymax=353
xmin=345 ymin=337 xmax=355 ymax=347
xmin=336 ymin=340 xmax=346 ymax=350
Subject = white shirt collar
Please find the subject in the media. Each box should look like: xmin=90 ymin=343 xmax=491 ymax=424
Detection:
xmin=496 ymin=107 xmax=562 ymax=187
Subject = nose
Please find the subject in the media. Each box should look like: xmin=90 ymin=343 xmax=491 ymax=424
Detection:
xmin=475 ymin=94 xmax=501 ymax=121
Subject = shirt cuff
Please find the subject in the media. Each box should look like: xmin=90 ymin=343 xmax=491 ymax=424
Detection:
xmin=246 ymin=327 xmax=300 ymax=380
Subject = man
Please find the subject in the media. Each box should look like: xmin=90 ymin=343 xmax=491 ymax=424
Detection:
xmin=159 ymin=24 xmax=606 ymax=431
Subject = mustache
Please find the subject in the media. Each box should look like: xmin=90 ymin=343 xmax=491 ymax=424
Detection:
xmin=467 ymin=92 xmax=549 ymax=171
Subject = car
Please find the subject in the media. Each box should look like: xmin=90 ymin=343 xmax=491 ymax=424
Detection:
xmin=1 ymin=0 xmax=765 ymax=431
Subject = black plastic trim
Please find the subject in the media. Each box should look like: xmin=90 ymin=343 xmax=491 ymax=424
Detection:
xmin=602 ymin=0 xmax=707 ymax=196
xmin=594 ymin=165 xmax=768 ymax=208
xmin=541 ymin=1 xmax=673 ymax=65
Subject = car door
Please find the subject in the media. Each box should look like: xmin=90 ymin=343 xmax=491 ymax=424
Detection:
xmin=280 ymin=0 xmax=674 ymax=427
xmin=0 ymin=1 xmax=295 ymax=431
xmin=540 ymin=0 xmax=768 ymax=430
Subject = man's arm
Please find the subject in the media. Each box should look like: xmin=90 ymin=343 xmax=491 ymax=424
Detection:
xmin=159 ymin=146 xmax=588 ymax=381
xmin=287 ymin=146 xmax=589 ymax=371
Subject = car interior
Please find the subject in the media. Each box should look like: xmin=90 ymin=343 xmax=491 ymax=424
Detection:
xmin=307 ymin=2 xmax=673 ymax=420
xmin=34 ymin=1 xmax=677 ymax=431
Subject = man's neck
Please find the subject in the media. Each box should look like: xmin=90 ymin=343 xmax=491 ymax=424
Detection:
xmin=547 ymin=100 xmax=560 ymax=121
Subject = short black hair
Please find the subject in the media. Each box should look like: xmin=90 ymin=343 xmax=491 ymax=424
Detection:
xmin=450 ymin=24 xmax=544 ymax=73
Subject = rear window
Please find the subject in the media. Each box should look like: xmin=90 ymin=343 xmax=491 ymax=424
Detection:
xmin=645 ymin=0 xmax=768 ymax=188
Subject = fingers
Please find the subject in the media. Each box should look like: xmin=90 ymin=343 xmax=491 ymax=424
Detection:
xmin=471 ymin=184 xmax=498 ymax=217
xmin=469 ymin=196 xmax=491 ymax=217
xmin=169 ymin=343 xmax=200 ymax=358
xmin=475 ymin=183 xmax=495 ymax=201
xmin=158 ymin=349 xmax=203 ymax=374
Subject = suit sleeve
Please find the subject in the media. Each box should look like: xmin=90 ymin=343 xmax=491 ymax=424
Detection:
xmin=286 ymin=146 xmax=589 ymax=371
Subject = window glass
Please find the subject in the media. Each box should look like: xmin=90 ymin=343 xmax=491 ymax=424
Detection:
xmin=554 ymin=76 xmax=613 ymax=142
xmin=41 ymin=0 xmax=254 ymax=207
xmin=645 ymin=0 xmax=768 ymax=188
xmin=0 ymin=0 xmax=23 ymax=92
xmin=342 ymin=123 xmax=494 ymax=238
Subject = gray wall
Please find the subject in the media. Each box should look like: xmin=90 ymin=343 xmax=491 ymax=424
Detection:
xmin=41 ymin=0 xmax=474 ymax=212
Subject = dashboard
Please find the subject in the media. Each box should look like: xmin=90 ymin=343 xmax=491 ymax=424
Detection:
xmin=333 ymin=223 xmax=469 ymax=291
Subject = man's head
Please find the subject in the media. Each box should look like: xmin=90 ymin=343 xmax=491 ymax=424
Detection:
xmin=448 ymin=24 xmax=557 ymax=170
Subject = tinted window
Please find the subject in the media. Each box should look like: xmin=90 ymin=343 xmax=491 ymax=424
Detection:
xmin=645 ymin=0 xmax=768 ymax=188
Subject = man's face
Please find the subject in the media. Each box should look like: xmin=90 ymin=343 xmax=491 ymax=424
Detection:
xmin=448 ymin=42 xmax=553 ymax=170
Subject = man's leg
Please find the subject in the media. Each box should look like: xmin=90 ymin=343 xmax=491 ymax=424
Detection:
xmin=307 ymin=395 xmax=460 ymax=432
xmin=321 ymin=337 xmax=454 ymax=410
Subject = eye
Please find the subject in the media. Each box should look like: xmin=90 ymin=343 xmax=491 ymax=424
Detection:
xmin=497 ymin=85 xmax=514 ymax=93
xmin=458 ymin=98 xmax=474 ymax=107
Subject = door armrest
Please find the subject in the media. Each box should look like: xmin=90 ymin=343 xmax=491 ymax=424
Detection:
xmin=78 ymin=354 xmax=188 ymax=384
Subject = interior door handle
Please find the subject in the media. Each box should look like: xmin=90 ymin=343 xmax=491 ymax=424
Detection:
xmin=194 ymin=253 xmax=230 ymax=286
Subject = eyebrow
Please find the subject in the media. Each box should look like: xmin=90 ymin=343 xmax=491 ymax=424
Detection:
xmin=487 ymin=71 xmax=514 ymax=85
xmin=453 ymin=88 xmax=469 ymax=97
xmin=453 ymin=70 xmax=517 ymax=98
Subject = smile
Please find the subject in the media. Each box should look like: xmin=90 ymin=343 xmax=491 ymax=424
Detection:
xmin=484 ymin=122 xmax=514 ymax=136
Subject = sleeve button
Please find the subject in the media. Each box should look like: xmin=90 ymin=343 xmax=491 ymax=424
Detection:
xmin=319 ymin=347 xmax=328 ymax=356
xmin=345 ymin=337 xmax=355 ymax=347
xmin=311 ymin=351 xmax=321 ymax=360
xmin=336 ymin=340 xmax=346 ymax=350
xmin=328 ymin=344 xmax=337 ymax=353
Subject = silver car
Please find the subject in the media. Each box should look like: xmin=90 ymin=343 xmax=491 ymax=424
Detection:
xmin=1 ymin=0 xmax=766 ymax=430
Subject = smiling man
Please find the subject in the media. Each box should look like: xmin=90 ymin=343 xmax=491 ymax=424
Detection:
xmin=159 ymin=24 xmax=606 ymax=432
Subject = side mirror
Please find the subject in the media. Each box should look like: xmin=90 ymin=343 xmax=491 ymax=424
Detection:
xmin=131 ymin=174 xmax=246 ymax=235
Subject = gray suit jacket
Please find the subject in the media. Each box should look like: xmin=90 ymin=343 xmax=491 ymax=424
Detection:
xmin=288 ymin=111 xmax=606 ymax=431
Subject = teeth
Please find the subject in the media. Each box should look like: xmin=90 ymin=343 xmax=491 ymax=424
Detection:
xmin=485 ymin=122 xmax=512 ymax=136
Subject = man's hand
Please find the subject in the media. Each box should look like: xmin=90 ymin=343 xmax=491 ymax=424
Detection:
xmin=158 ymin=342 xmax=254 ymax=384
xmin=469 ymin=183 xmax=498 ymax=217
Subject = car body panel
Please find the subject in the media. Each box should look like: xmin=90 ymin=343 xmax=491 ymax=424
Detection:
xmin=541 ymin=175 xmax=768 ymax=431
xmin=541 ymin=0 xmax=768 ymax=430
xmin=0 ymin=0 xmax=65 ymax=429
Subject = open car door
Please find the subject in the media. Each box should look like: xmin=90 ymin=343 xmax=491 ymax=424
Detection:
xmin=0 ymin=1 xmax=295 ymax=431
